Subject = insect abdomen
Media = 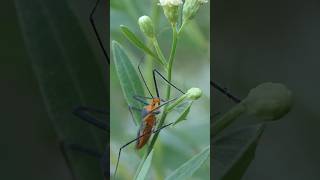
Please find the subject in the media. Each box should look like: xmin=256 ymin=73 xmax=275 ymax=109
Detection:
xmin=136 ymin=115 xmax=155 ymax=149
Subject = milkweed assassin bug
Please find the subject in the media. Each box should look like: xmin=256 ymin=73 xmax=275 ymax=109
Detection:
xmin=59 ymin=0 xmax=242 ymax=179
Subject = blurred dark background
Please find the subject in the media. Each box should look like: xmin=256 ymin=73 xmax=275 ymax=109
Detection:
xmin=0 ymin=0 xmax=108 ymax=179
xmin=0 ymin=1 xmax=72 ymax=179
xmin=213 ymin=0 xmax=320 ymax=179
xmin=1 ymin=0 xmax=320 ymax=179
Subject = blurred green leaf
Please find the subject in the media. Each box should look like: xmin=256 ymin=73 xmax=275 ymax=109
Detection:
xmin=120 ymin=25 xmax=163 ymax=65
xmin=111 ymin=0 xmax=125 ymax=10
xmin=165 ymin=145 xmax=210 ymax=180
xmin=14 ymin=0 xmax=107 ymax=179
xmin=183 ymin=21 xmax=208 ymax=51
xmin=173 ymin=101 xmax=193 ymax=126
xmin=212 ymin=124 xmax=265 ymax=180
xmin=136 ymin=149 xmax=154 ymax=180
xmin=112 ymin=41 xmax=145 ymax=125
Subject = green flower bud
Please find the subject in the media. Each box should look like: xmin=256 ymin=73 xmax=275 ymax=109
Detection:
xmin=183 ymin=0 xmax=208 ymax=21
xmin=243 ymin=82 xmax=293 ymax=120
xmin=138 ymin=16 xmax=155 ymax=38
xmin=159 ymin=0 xmax=183 ymax=24
xmin=187 ymin=87 xmax=202 ymax=100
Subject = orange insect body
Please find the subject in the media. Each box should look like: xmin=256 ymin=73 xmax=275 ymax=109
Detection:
xmin=136 ymin=98 xmax=160 ymax=149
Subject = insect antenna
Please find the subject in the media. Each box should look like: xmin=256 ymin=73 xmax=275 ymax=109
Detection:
xmin=211 ymin=81 xmax=241 ymax=103
xmin=73 ymin=106 xmax=109 ymax=131
xmin=153 ymin=69 xmax=185 ymax=99
xmin=138 ymin=59 xmax=154 ymax=98
xmin=90 ymin=0 xmax=110 ymax=64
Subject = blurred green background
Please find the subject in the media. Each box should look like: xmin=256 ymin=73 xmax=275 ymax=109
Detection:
xmin=213 ymin=0 xmax=320 ymax=179
xmin=110 ymin=0 xmax=210 ymax=179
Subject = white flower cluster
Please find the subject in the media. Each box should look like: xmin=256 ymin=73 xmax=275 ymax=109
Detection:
xmin=158 ymin=0 xmax=183 ymax=6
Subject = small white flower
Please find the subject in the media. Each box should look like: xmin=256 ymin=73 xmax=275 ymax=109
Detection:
xmin=159 ymin=0 xmax=182 ymax=24
xmin=159 ymin=0 xmax=183 ymax=6
xmin=183 ymin=0 xmax=208 ymax=21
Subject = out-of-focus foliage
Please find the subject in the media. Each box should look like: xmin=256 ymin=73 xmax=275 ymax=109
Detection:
xmin=14 ymin=0 xmax=108 ymax=179
xmin=110 ymin=0 xmax=210 ymax=179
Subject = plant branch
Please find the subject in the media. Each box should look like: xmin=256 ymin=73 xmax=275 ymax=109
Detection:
xmin=134 ymin=24 xmax=180 ymax=174
xmin=212 ymin=103 xmax=246 ymax=137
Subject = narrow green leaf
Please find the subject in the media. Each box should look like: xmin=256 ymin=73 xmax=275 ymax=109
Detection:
xmin=212 ymin=124 xmax=266 ymax=180
xmin=173 ymin=101 xmax=193 ymax=125
xmin=120 ymin=25 xmax=164 ymax=65
xmin=112 ymin=41 xmax=145 ymax=124
xmin=136 ymin=149 xmax=154 ymax=180
xmin=165 ymin=145 xmax=210 ymax=180
xmin=14 ymin=0 xmax=107 ymax=179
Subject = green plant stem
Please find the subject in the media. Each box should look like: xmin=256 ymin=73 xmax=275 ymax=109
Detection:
xmin=178 ymin=21 xmax=187 ymax=35
xmin=135 ymin=24 xmax=179 ymax=178
xmin=166 ymin=94 xmax=187 ymax=113
xmin=148 ymin=23 xmax=178 ymax=151
xmin=212 ymin=103 xmax=246 ymax=137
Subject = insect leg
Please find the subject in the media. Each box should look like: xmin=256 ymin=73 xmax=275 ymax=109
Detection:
xmin=210 ymin=81 xmax=241 ymax=103
xmin=73 ymin=106 xmax=108 ymax=131
xmin=113 ymin=122 xmax=173 ymax=179
xmin=60 ymin=141 xmax=107 ymax=179
xmin=133 ymin=95 xmax=150 ymax=105
xmin=128 ymin=105 xmax=142 ymax=125
xmin=153 ymin=69 xmax=185 ymax=98
xmin=90 ymin=0 xmax=110 ymax=64
xmin=59 ymin=142 xmax=77 ymax=180
xmin=61 ymin=142 xmax=102 ymax=158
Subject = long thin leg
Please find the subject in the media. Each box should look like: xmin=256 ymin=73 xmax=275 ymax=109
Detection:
xmin=73 ymin=106 xmax=108 ymax=131
xmin=153 ymin=69 xmax=185 ymax=98
xmin=60 ymin=141 xmax=107 ymax=179
xmin=210 ymin=81 xmax=241 ymax=103
xmin=60 ymin=142 xmax=77 ymax=180
xmin=62 ymin=142 xmax=102 ymax=158
xmin=113 ymin=122 xmax=173 ymax=179
xmin=133 ymin=95 xmax=167 ymax=104
xmin=134 ymin=95 xmax=154 ymax=100
xmin=133 ymin=95 xmax=150 ymax=105
xmin=138 ymin=59 xmax=154 ymax=97
xmin=90 ymin=0 xmax=110 ymax=64
xmin=148 ymin=96 xmax=178 ymax=115
xmin=128 ymin=105 xmax=142 ymax=125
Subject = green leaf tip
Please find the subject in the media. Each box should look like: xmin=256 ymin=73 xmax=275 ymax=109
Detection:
xmin=165 ymin=145 xmax=210 ymax=180
xmin=173 ymin=101 xmax=193 ymax=126
xmin=243 ymin=82 xmax=293 ymax=121
xmin=111 ymin=40 xmax=145 ymax=125
xmin=213 ymin=124 xmax=265 ymax=180
xmin=120 ymin=25 xmax=164 ymax=65
xmin=135 ymin=149 xmax=154 ymax=180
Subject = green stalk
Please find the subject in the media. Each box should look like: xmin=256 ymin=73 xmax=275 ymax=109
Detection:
xmin=178 ymin=21 xmax=187 ymax=35
xmin=147 ymin=23 xmax=178 ymax=153
xmin=212 ymin=102 xmax=246 ymax=137
xmin=134 ymin=24 xmax=179 ymax=179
